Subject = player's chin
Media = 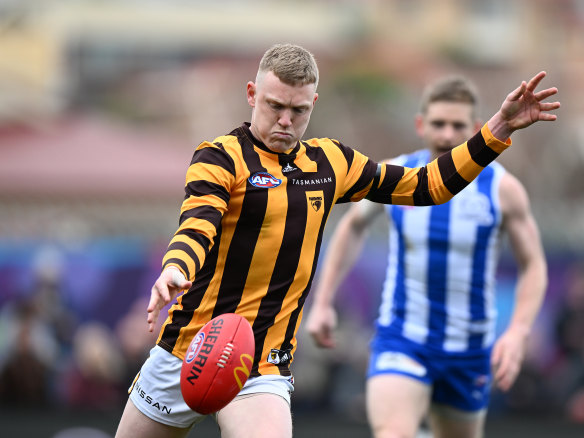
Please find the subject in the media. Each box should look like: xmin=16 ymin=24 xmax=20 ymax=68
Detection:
xmin=268 ymin=138 xmax=297 ymax=152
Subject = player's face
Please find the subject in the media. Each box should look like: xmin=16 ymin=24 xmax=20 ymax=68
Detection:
xmin=247 ymin=71 xmax=318 ymax=153
xmin=417 ymin=102 xmax=478 ymax=155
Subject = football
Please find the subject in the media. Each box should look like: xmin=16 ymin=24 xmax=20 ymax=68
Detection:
xmin=180 ymin=313 xmax=255 ymax=414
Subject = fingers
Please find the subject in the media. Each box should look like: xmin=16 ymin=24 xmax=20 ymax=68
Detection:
xmin=308 ymin=323 xmax=335 ymax=348
xmin=313 ymin=331 xmax=335 ymax=349
xmin=513 ymin=72 xmax=558 ymax=103
xmin=494 ymin=359 xmax=520 ymax=392
xmin=153 ymin=282 xmax=171 ymax=305
xmin=146 ymin=281 xmax=171 ymax=332
xmin=508 ymin=81 xmax=527 ymax=101
xmin=319 ymin=326 xmax=336 ymax=348
xmin=538 ymin=112 xmax=558 ymax=122
xmin=147 ymin=310 xmax=159 ymax=333
xmin=525 ymin=71 xmax=547 ymax=92
xmin=534 ymin=87 xmax=558 ymax=101
xmin=493 ymin=353 xmax=510 ymax=390
xmin=145 ymin=269 xmax=192 ymax=333
xmin=491 ymin=341 xmax=522 ymax=392
xmin=147 ymin=293 xmax=161 ymax=333
xmin=538 ymin=100 xmax=561 ymax=121
xmin=539 ymin=101 xmax=561 ymax=111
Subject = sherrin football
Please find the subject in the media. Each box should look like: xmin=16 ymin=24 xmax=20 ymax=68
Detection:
xmin=180 ymin=313 xmax=255 ymax=414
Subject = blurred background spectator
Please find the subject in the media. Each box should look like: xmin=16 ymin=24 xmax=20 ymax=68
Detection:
xmin=0 ymin=0 xmax=583 ymax=436
xmin=548 ymin=262 xmax=584 ymax=422
xmin=58 ymin=322 xmax=125 ymax=411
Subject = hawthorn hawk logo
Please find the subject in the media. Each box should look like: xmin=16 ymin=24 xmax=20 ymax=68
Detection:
xmin=306 ymin=190 xmax=324 ymax=214
xmin=309 ymin=196 xmax=322 ymax=212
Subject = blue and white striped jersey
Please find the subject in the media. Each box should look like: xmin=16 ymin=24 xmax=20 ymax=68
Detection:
xmin=377 ymin=149 xmax=506 ymax=353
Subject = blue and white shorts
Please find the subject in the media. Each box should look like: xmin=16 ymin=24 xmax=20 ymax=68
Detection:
xmin=368 ymin=336 xmax=492 ymax=413
xmin=129 ymin=345 xmax=294 ymax=428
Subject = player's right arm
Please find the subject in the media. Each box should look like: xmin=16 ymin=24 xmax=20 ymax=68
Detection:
xmin=147 ymin=140 xmax=236 ymax=331
xmin=306 ymin=199 xmax=384 ymax=348
xmin=491 ymin=173 xmax=548 ymax=390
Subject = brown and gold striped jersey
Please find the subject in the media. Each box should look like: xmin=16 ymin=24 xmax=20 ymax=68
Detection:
xmin=157 ymin=123 xmax=509 ymax=377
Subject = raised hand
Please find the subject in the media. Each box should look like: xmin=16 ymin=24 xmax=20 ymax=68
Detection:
xmin=488 ymin=71 xmax=560 ymax=141
xmin=501 ymin=71 xmax=560 ymax=128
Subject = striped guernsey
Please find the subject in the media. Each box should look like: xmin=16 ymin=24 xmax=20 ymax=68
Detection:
xmin=157 ymin=122 xmax=509 ymax=377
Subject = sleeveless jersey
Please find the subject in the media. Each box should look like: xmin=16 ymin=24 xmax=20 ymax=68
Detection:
xmin=378 ymin=149 xmax=506 ymax=353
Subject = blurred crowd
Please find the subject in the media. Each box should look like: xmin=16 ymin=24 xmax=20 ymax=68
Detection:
xmin=1 ymin=248 xmax=584 ymax=427
xmin=0 ymin=256 xmax=156 ymax=415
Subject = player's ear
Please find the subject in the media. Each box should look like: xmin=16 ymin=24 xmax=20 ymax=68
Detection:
xmin=414 ymin=113 xmax=424 ymax=137
xmin=313 ymin=93 xmax=318 ymax=105
xmin=246 ymin=81 xmax=256 ymax=107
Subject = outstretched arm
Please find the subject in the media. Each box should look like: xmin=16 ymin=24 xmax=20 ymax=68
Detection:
xmin=491 ymin=174 xmax=548 ymax=391
xmin=306 ymin=201 xmax=384 ymax=348
xmin=365 ymin=72 xmax=560 ymax=207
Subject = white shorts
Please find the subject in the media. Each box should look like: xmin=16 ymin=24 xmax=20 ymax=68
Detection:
xmin=128 ymin=345 xmax=294 ymax=428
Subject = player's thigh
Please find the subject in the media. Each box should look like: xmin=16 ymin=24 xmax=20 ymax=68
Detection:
xmin=115 ymin=398 xmax=191 ymax=438
xmin=429 ymin=404 xmax=486 ymax=438
xmin=217 ymin=393 xmax=292 ymax=438
xmin=366 ymin=374 xmax=431 ymax=438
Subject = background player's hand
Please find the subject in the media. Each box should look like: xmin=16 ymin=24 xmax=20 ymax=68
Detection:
xmin=147 ymin=267 xmax=192 ymax=332
xmin=489 ymin=71 xmax=560 ymax=140
xmin=491 ymin=326 xmax=528 ymax=391
xmin=306 ymin=304 xmax=338 ymax=349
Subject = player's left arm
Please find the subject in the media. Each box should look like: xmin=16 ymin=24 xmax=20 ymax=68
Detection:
xmin=491 ymin=172 xmax=548 ymax=391
xmin=364 ymin=71 xmax=558 ymax=207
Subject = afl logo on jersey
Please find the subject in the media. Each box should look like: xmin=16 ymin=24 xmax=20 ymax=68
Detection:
xmin=248 ymin=172 xmax=282 ymax=188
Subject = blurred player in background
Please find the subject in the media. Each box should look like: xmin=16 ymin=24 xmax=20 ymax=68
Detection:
xmin=114 ymin=42 xmax=559 ymax=438
xmin=307 ymin=76 xmax=549 ymax=438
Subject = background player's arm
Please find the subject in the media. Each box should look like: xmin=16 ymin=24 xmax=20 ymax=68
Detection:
xmin=306 ymin=200 xmax=385 ymax=348
xmin=492 ymin=173 xmax=548 ymax=391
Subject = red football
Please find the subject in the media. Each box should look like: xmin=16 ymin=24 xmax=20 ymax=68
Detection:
xmin=180 ymin=313 xmax=255 ymax=414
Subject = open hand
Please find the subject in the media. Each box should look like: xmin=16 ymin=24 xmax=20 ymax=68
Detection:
xmin=147 ymin=267 xmax=192 ymax=332
xmin=499 ymin=71 xmax=560 ymax=130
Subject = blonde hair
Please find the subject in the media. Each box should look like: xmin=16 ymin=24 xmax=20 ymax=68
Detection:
xmin=257 ymin=43 xmax=319 ymax=89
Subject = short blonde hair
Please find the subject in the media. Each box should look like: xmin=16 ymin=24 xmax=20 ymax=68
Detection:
xmin=257 ymin=43 xmax=319 ymax=89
